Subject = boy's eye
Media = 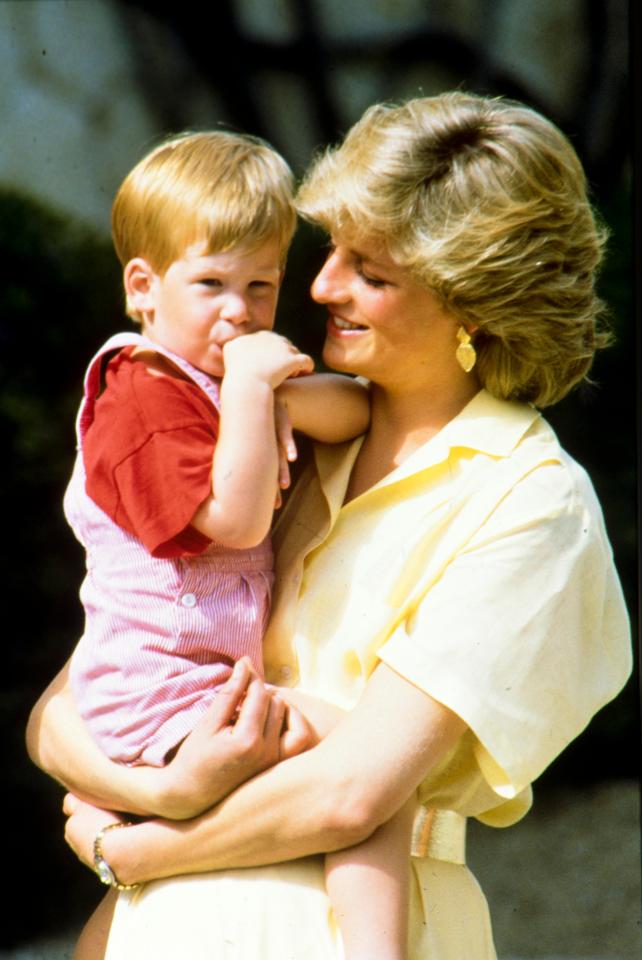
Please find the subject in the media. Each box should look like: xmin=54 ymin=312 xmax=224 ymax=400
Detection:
xmin=198 ymin=278 xmax=223 ymax=287
xmin=249 ymin=281 xmax=275 ymax=294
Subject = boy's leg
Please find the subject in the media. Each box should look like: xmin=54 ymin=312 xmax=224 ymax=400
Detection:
xmin=325 ymin=795 xmax=416 ymax=960
xmin=73 ymin=890 xmax=117 ymax=960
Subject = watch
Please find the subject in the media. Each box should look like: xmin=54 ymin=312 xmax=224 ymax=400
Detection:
xmin=93 ymin=821 xmax=138 ymax=890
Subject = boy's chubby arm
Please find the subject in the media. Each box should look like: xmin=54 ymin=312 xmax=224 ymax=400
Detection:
xmin=191 ymin=331 xmax=313 ymax=549
xmin=277 ymin=374 xmax=370 ymax=444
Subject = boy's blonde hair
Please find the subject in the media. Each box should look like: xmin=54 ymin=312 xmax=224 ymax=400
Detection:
xmin=297 ymin=92 xmax=609 ymax=407
xmin=112 ymin=131 xmax=296 ymax=274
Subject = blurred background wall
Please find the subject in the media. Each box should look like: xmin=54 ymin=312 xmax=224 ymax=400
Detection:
xmin=1 ymin=1 xmax=636 ymax=956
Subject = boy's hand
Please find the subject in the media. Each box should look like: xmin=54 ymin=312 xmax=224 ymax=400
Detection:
xmin=223 ymin=331 xmax=313 ymax=389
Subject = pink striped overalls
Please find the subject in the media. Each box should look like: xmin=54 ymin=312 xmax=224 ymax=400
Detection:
xmin=67 ymin=333 xmax=272 ymax=766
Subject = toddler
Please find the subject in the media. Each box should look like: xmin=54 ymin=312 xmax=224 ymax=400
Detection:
xmin=66 ymin=131 xmax=413 ymax=960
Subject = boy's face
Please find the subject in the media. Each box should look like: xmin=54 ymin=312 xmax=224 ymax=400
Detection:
xmin=129 ymin=237 xmax=283 ymax=377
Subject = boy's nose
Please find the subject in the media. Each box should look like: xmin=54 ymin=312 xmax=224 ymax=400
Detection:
xmin=219 ymin=293 xmax=249 ymax=323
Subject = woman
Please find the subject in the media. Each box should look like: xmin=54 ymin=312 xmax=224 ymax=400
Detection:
xmin=29 ymin=92 xmax=631 ymax=959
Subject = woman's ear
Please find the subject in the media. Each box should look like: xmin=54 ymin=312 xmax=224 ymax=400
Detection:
xmin=124 ymin=258 xmax=157 ymax=319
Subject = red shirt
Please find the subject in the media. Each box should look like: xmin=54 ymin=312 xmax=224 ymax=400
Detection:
xmin=83 ymin=348 xmax=218 ymax=558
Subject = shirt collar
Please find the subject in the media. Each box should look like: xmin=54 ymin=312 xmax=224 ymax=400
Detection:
xmin=444 ymin=389 xmax=541 ymax=457
xmin=314 ymin=390 xmax=541 ymax=506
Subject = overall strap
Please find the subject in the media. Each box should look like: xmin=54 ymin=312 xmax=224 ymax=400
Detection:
xmin=76 ymin=333 xmax=221 ymax=444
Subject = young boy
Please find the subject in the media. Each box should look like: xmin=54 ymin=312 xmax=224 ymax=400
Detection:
xmin=66 ymin=131 xmax=413 ymax=960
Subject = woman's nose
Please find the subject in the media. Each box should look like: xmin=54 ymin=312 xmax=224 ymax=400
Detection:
xmin=311 ymin=250 xmax=347 ymax=304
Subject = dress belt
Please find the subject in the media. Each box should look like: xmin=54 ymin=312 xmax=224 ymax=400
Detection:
xmin=411 ymin=807 xmax=466 ymax=864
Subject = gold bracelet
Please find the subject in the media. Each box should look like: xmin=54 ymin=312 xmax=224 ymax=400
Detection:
xmin=93 ymin=821 xmax=139 ymax=890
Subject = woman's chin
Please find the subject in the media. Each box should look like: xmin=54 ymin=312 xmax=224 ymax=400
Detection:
xmin=321 ymin=340 xmax=359 ymax=376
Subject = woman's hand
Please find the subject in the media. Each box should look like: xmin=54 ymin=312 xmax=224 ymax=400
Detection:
xmin=162 ymin=658 xmax=315 ymax=819
xmin=63 ymin=793 xmax=124 ymax=874
xmin=28 ymin=658 xmax=315 ymax=822
xmin=75 ymin=665 xmax=467 ymax=887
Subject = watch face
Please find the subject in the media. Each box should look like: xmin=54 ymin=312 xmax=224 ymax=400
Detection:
xmin=96 ymin=859 xmax=115 ymax=886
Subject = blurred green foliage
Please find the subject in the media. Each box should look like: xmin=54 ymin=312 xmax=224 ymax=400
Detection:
xmin=1 ymin=181 xmax=636 ymax=945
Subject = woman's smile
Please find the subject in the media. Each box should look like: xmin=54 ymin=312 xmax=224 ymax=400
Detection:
xmin=327 ymin=313 xmax=368 ymax=333
xmin=312 ymin=238 xmax=462 ymax=390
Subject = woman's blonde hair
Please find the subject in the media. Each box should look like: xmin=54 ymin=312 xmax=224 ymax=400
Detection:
xmin=297 ymin=92 xmax=610 ymax=406
xmin=112 ymin=130 xmax=296 ymax=273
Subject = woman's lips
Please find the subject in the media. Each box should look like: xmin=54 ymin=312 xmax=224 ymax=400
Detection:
xmin=327 ymin=314 xmax=367 ymax=334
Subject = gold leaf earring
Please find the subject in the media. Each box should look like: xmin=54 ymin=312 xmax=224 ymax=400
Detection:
xmin=455 ymin=326 xmax=476 ymax=373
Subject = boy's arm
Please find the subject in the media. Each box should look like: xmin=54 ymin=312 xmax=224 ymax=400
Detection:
xmin=191 ymin=332 xmax=313 ymax=549
xmin=277 ymin=374 xmax=370 ymax=444
xmin=325 ymin=796 xmax=415 ymax=960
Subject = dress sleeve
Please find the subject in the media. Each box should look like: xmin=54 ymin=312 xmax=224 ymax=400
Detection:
xmin=377 ymin=458 xmax=631 ymax=799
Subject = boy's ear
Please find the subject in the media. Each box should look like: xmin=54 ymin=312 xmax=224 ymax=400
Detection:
xmin=124 ymin=258 xmax=157 ymax=315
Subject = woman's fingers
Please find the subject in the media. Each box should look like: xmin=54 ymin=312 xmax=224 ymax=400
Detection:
xmin=63 ymin=797 xmax=123 ymax=870
xmin=63 ymin=792 xmax=81 ymax=816
xmin=279 ymin=703 xmax=317 ymax=760
xmin=161 ymin=660 xmax=285 ymax=818
xmin=264 ymin=695 xmax=287 ymax=748
xmin=159 ymin=660 xmax=294 ymax=818
xmin=233 ymin=673 xmax=272 ymax=739
xmin=232 ymin=671 xmax=287 ymax=768
xmin=192 ymin=659 xmax=252 ymax=735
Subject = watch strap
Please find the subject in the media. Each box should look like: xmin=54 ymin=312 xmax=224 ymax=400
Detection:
xmin=93 ymin=821 xmax=138 ymax=890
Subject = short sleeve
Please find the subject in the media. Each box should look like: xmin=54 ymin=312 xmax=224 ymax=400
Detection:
xmin=110 ymin=421 xmax=216 ymax=557
xmin=378 ymin=459 xmax=631 ymax=798
xmin=84 ymin=355 xmax=219 ymax=557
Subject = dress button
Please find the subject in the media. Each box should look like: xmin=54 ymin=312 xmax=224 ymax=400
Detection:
xmin=181 ymin=593 xmax=197 ymax=608
xmin=280 ymin=665 xmax=292 ymax=680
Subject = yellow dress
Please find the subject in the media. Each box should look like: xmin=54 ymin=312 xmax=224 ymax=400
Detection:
xmin=107 ymin=390 xmax=631 ymax=960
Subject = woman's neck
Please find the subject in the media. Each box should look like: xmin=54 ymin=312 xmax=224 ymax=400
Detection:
xmin=345 ymin=376 xmax=480 ymax=502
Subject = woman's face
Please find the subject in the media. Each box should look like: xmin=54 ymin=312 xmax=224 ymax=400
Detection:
xmin=310 ymin=236 xmax=461 ymax=391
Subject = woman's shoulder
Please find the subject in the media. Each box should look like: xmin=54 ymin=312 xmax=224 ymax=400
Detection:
xmin=469 ymin=412 xmax=611 ymax=560
xmin=446 ymin=393 xmax=608 ymax=546
xmin=519 ymin=411 xmax=602 ymax=509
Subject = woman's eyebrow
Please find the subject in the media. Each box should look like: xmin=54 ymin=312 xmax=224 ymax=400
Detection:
xmin=349 ymin=246 xmax=387 ymax=269
xmin=357 ymin=252 xmax=399 ymax=277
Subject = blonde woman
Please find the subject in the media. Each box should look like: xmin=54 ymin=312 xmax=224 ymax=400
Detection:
xmin=29 ymin=92 xmax=631 ymax=960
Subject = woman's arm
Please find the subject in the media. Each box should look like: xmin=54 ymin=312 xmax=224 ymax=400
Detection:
xmin=277 ymin=373 xmax=370 ymax=443
xmin=64 ymin=663 xmax=466 ymax=884
xmin=27 ymin=658 xmax=313 ymax=819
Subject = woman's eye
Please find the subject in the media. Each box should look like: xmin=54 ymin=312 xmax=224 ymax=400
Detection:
xmin=360 ymin=270 xmax=386 ymax=288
